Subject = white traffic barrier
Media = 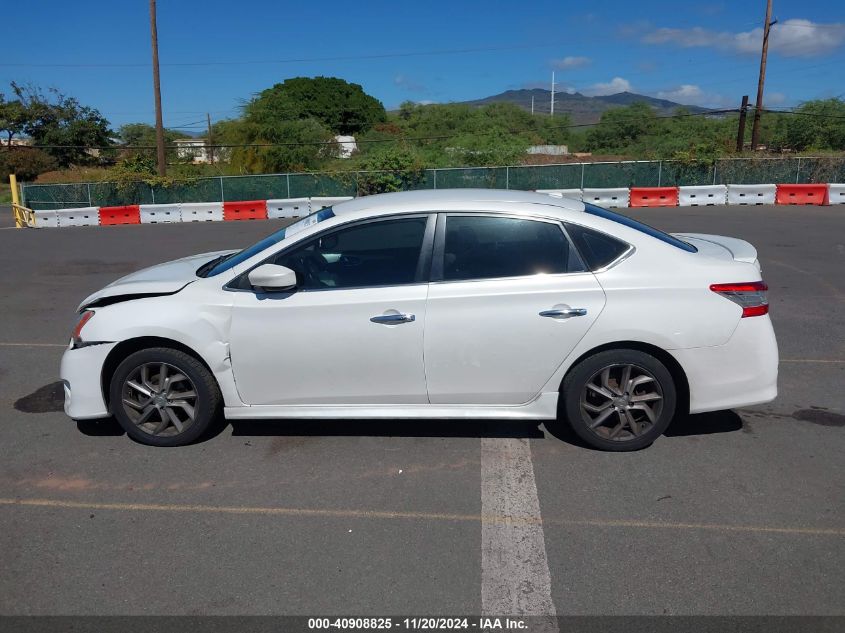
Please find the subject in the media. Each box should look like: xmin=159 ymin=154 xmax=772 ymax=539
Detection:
xmin=33 ymin=210 xmax=59 ymax=228
xmin=267 ymin=197 xmax=309 ymax=219
xmin=581 ymin=188 xmax=629 ymax=208
xmin=678 ymin=185 xmax=727 ymax=206
xmin=56 ymin=207 xmax=99 ymax=227
xmin=310 ymin=196 xmax=353 ymax=211
xmin=140 ymin=203 xmax=181 ymax=224
xmin=537 ymin=189 xmax=583 ymax=200
xmin=180 ymin=202 xmax=224 ymax=222
xmin=727 ymin=183 xmax=776 ymax=205
xmin=828 ymin=183 xmax=845 ymax=205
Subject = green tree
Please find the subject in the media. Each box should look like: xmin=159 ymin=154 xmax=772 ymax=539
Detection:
xmin=0 ymin=93 xmax=28 ymax=147
xmin=585 ymin=102 xmax=658 ymax=153
xmin=117 ymin=123 xmax=191 ymax=161
xmin=246 ymin=76 xmax=386 ymax=135
xmin=775 ymin=99 xmax=845 ymax=151
xmin=0 ymin=147 xmax=57 ymax=180
xmin=10 ymin=82 xmax=113 ymax=167
xmin=355 ymin=145 xmax=425 ymax=194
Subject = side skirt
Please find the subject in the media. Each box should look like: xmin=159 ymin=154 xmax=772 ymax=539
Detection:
xmin=224 ymin=392 xmax=559 ymax=420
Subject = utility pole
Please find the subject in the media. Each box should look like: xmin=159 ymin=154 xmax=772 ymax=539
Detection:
xmin=149 ymin=0 xmax=166 ymax=176
xmin=531 ymin=95 xmax=534 ymax=115
xmin=206 ymin=112 xmax=214 ymax=165
xmin=550 ymin=71 xmax=555 ymax=117
xmin=750 ymin=0 xmax=776 ymax=151
xmin=736 ymin=95 xmax=749 ymax=152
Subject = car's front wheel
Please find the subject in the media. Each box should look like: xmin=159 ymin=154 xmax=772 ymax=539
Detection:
xmin=561 ymin=349 xmax=676 ymax=451
xmin=109 ymin=347 xmax=221 ymax=447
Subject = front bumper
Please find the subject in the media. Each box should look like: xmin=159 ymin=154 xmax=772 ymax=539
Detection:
xmin=59 ymin=342 xmax=117 ymax=419
xmin=670 ymin=315 xmax=778 ymax=414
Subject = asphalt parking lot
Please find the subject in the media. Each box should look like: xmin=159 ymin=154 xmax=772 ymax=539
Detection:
xmin=0 ymin=203 xmax=843 ymax=617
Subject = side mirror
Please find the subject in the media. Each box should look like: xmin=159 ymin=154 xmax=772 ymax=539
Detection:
xmin=248 ymin=264 xmax=297 ymax=292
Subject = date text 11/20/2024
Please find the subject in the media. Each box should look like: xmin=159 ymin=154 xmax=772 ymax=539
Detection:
xmin=307 ymin=617 xmax=531 ymax=630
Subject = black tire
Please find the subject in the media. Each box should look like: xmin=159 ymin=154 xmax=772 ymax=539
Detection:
xmin=561 ymin=349 xmax=676 ymax=451
xmin=109 ymin=347 xmax=221 ymax=447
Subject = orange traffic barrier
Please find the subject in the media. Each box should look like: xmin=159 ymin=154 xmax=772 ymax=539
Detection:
xmin=100 ymin=205 xmax=141 ymax=225
xmin=775 ymin=184 xmax=829 ymax=205
xmin=629 ymin=187 xmax=679 ymax=208
xmin=223 ymin=200 xmax=268 ymax=221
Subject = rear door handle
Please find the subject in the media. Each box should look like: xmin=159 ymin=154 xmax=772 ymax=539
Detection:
xmin=370 ymin=313 xmax=416 ymax=324
xmin=539 ymin=308 xmax=587 ymax=319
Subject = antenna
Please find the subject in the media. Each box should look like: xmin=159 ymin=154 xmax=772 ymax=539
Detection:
xmin=550 ymin=71 xmax=555 ymax=116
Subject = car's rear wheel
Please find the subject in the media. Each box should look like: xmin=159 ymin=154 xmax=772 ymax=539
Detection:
xmin=109 ymin=347 xmax=220 ymax=447
xmin=562 ymin=349 xmax=676 ymax=451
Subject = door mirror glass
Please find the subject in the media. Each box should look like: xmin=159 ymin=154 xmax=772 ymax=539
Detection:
xmin=248 ymin=264 xmax=297 ymax=291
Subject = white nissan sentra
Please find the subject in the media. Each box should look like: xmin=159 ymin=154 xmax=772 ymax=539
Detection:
xmin=60 ymin=189 xmax=778 ymax=450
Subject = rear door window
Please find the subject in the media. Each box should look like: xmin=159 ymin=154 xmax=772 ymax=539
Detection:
xmin=439 ymin=215 xmax=585 ymax=281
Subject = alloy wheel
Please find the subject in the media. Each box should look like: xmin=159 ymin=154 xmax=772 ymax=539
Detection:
xmin=579 ymin=363 xmax=664 ymax=442
xmin=121 ymin=362 xmax=198 ymax=437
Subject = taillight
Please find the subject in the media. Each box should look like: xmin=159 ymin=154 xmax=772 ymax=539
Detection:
xmin=72 ymin=310 xmax=95 ymax=344
xmin=709 ymin=281 xmax=769 ymax=317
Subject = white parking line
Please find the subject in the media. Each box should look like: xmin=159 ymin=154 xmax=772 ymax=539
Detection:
xmin=0 ymin=342 xmax=66 ymax=348
xmin=481 ymin=438 xmax=558 ymax=626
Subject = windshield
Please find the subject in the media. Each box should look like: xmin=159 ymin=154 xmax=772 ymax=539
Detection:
xmin=583 ymin=203 xmax=697 ymax=253
xmin=200 ymin=207 xmax=336 ymax=277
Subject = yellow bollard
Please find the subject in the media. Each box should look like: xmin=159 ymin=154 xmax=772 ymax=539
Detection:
xmin=9 ymin=174 xmax=22 ymax=228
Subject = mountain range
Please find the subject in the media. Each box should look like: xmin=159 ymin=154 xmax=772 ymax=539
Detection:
xmin=459 ymin=88 xmax=710 ymax=125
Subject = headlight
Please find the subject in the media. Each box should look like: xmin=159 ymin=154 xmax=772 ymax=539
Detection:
xmin=71 ymin=310 xmax=95 ymax=346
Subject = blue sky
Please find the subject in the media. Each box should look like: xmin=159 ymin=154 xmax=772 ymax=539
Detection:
xmin=3 ymin=0 xmax=844 ymax=133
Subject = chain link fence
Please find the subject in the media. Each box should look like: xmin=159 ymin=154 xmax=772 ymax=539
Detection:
xmin=20 ymin=156 xmax=845 ymax=210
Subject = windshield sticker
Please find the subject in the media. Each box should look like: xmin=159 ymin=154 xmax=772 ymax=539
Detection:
xmin=284 ymin=208 xmax=335 ymax=239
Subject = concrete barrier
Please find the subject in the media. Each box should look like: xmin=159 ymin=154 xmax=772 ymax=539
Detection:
xmin=828 ymin=183 xmax=845 ymax=205
xmin=267 ymin=197 xmax=309 ymax=219
xmin=140 ymin=203 xmax=181 ymax=223
xmin=581 ymin=188 xmax=629 ymax=208
xmin=33 ymin=210 xmax=59 ymax=228
xmin=678 ymin=185 xmax=727 ymax=206
xmin=727 ymin=184 xmax=776 ymax=205
xmin=537 ymin=189 xmax=583 ymax=200
xmin=180 ymin=202 xmax=224 ymax=222
xmin=56 ymin=207 xmax=99 ymax=227
xmin=310 ymin=196 xmax=353 ymax=211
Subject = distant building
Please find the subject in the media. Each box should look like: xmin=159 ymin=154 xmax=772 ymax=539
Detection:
xmin=0 ymin=137 xmax=32 ymax=147
xmin=174 ymin=138 xmax=212 ymax=164
xmin=526 ymin=145 xmax=569 ymax=156
xmin=334 ymin=135 xmax=357 ymax=159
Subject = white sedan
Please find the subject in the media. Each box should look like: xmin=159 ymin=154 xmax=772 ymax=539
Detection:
xmin=60 ymin=189 xmax=777 ymax=450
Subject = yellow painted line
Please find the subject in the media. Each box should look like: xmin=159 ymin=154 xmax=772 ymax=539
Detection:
xmin=0 ymin=342 xmax=66 ymax=348
xmin=1 ymin=497 xmax=842 ymax=537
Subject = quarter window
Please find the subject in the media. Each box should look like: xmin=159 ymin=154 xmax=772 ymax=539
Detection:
xmin=565 ymin=223 xmax=630 ymax=270
xmin=272 ymin=217 xmax=428 ymax=289
xmin=441 ymin=215 xmax=584 ymax=282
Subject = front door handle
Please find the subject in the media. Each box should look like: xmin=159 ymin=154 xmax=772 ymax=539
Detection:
xmin=370 ymin=313 xmax=416 ymax=324
xmin=539 ymin=308 xmax=587 ymax=319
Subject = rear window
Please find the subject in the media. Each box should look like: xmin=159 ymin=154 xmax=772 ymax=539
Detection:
xmin=583 ymin=203 xmax=698 ymax=253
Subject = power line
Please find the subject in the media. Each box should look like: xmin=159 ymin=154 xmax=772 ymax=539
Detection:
xmin=0 ymin=42 xmax=562 ymax=69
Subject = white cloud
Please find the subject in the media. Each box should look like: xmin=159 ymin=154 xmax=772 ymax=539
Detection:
xmin=766 ymin=92 xmax=787 ymax=105
xmin=654 ymin=84 xmax=732 ymax=107
xmin=583 ymin=77 xmax=632 ymax=96
xmin=642 ymin=19 xmax=845 ymax=57
xmin=552 ymin=56 xmax=591 ymax=69
xmin=393 ymin=73 xmax=426 ymax=93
